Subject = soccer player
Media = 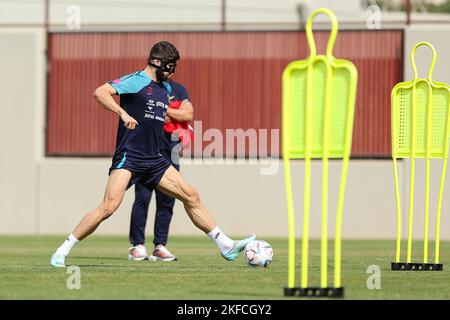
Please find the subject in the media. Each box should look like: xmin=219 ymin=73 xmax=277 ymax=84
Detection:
xmin=128 ymin=77 xmax=192 ymax=262
xmin=50 ymin=41 xmax=255 ymax=267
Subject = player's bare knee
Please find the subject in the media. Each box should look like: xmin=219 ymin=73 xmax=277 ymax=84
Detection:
xmin=184 ymin=187 xmax=200 ymax=207
xmin=99 ymin=200 xmax=119 ymax=220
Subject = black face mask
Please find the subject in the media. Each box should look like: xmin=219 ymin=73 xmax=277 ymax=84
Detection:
xmin=149 ymin=56 xmax=177 ymax=82
xmin=155 ymin=68 xmax=168 ymax=82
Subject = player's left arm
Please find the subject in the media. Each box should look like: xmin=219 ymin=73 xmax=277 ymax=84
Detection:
xmin=166 ymin=99 xmax=194 ymax=122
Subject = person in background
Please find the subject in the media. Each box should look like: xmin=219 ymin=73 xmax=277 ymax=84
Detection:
xmin=128 ymin=76 xmax=193 ymax=262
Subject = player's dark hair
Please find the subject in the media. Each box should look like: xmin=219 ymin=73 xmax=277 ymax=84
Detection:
xmin=148 ymin=41 xmax=180 ymax=66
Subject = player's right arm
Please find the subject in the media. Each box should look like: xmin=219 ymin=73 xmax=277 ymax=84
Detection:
xmin=93 ymin=83 xmax=138 ymax=130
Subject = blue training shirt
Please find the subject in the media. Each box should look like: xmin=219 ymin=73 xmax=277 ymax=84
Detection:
xmin=169 ymin=81 xmax=189 ymax=102
xmin=109 ymin=70 xmax=172 ymax=160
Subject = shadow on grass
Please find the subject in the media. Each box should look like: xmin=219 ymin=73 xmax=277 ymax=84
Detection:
xmin=68 ymin=264 xmax=131 ymax=268
xmin=198 ymin=290 xmax=280 ymax=298
xmin=70 ymin=256 xmax=124 ymax=260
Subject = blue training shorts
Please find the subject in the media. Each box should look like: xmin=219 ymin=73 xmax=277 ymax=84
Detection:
xmin=109 ymin=152 xmax=171 ymax=190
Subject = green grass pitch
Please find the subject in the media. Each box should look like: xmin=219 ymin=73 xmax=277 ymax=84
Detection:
xmin=1 ymin=236 xmax=450 ymax=299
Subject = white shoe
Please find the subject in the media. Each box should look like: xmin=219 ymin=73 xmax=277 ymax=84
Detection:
xmin=149 ymin=244 xmax=178 ymax=262
xmin=222 ymin=235 xmax=256 ymax=261
xmin=50 ymin=253 xmax=66 ymax=267
xmin=128 ymin=244 xmax=149 ymax=261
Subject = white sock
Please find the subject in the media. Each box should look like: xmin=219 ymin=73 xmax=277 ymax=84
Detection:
xmin=207 ymin=227 xmax=234 ymax=254
xmin=55 ymin=234 xmax=79 ymax=256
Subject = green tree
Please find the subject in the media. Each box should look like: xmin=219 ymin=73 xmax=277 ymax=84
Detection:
xmin=363 ymin=0 xmax=450 ymax=13
xmin=427 ymin=0 xmax=450 ymax=13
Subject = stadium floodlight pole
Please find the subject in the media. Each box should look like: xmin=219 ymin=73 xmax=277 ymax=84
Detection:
xmin=405 ymin=0 xmax=412 ymax=25
xmin=44 ymin=0 xmax=49 ymax=31
xmin=296 ymin=3 xmax=306 ymax=30
xmin=391 ymin=42 xmax=450 ymax=272
xmin=221 ymin=0 xmax=226 ymax=32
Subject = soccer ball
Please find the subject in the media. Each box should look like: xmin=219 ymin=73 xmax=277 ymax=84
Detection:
xmin=243 ymin=240 xmax=273 ymax=267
